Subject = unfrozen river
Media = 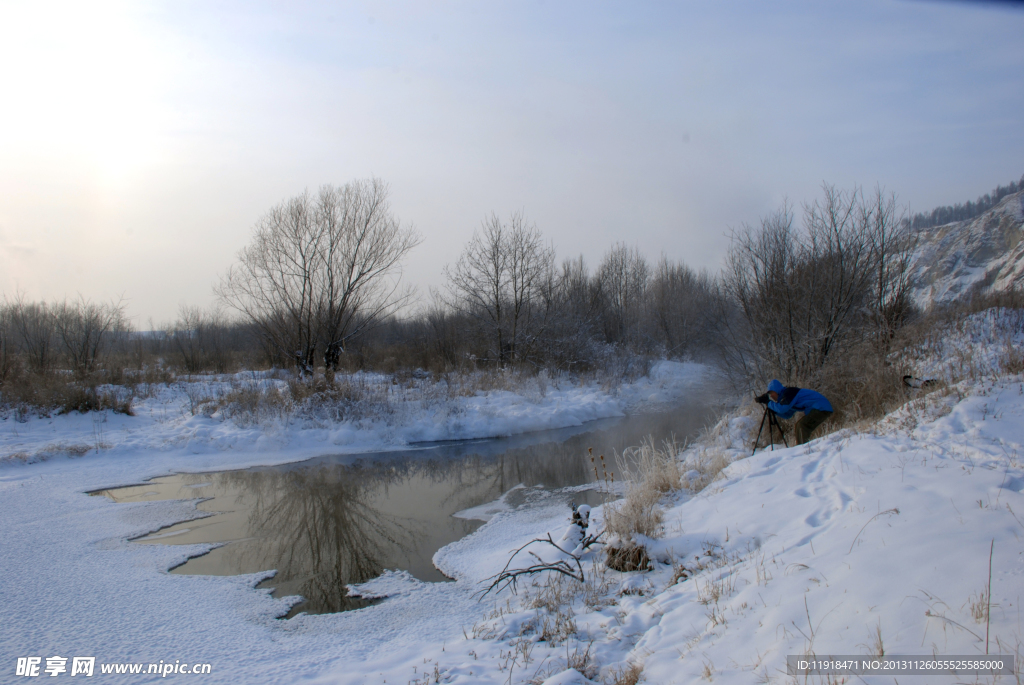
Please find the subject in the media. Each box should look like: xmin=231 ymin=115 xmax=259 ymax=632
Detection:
xmin=96 ymin=400 xmax=718 ymax=617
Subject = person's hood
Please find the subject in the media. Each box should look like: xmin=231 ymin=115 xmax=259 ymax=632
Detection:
xmin=767 ymin=379 xmax=784 ymax=394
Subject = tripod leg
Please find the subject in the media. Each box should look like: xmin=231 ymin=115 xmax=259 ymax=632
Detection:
xmin=774 ymin=412 xmax=788 ymax=447
xmin=751 ymin=407 xmax=769 ymax=456
xmin=768 ymin=411 xmax=788 ymax=448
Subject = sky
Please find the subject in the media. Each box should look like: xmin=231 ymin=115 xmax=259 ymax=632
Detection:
xmin=0 ymin=0 xmax=1022 ymax=326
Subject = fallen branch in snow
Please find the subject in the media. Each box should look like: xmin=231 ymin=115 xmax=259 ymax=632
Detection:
xmin=478 ymin=531 xmax=605 ymax=600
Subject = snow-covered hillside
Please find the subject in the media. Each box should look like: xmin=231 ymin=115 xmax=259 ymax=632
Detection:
xmin=417 ymin=385 xmax=1021 ymax=684
xmin=910 ymin=189 xmax=1024 ymax=307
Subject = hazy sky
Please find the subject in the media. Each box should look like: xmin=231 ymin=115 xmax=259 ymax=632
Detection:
xmin=1 ymin=0 xmax=1022 ymax=325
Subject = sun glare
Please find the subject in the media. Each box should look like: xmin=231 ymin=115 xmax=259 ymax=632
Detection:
xmin=0 ymin=1 xmax=173 ymax=191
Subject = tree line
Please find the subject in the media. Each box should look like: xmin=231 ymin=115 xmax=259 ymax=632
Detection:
xmin=2 ymin=176 xmax=933 ymax=418
xmin=906 ymin=173 xmax=1023 ymax=231
xmin=209 ymin=179 xmax=727 ymax=377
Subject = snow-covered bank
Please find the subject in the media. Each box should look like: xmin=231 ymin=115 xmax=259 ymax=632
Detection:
xmin=1 ymin=361 xmax=708 ymax=468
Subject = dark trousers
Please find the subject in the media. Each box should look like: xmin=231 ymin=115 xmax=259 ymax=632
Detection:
xmin=795 ymin=409 xmax=833 ymax=445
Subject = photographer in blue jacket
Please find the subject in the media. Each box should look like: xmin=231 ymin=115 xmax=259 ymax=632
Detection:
xmin=755 ymin=379 xmax=834 ymax=445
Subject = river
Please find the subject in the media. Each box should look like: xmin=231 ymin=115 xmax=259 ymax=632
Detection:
xmin=95 ymin=397 xmax=719 ymax=617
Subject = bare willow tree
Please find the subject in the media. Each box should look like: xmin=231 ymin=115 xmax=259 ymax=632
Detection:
xmin=217 ymin=179 xmax=420 ymax=375
xmin=864 ymin=186 xmax=916 ymax=349
xmin=442 ymin=212 xmax=555 ymax=367
xmin=726 ymin=184 xmax=915 ymax=385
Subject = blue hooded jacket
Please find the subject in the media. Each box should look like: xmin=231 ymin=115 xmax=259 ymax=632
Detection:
xmin=766 ymin=379 xmax=833 ymax=419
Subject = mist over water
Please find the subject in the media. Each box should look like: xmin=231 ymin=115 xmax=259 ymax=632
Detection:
xmin=98 ymin=399 xmax=719 ymax=616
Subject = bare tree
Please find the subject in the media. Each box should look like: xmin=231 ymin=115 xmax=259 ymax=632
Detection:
xmin=442 ymin=212 xmax=554 ymax=367
xmin=726 ymin=203 xmax=801 ymax=379
xmin=220 ymin=190 xmax=320 ymax=373
xmin=315 ymin=182 xmax=421 ymax=372
xmin=649 ymin=257 xmax=716 ymax=357
xmin=801 ymin=184 xmax=877 ymax=370
xmin=217 ymin=179 xmax=420 ymax=376
xmin=170 ymin=305 xmax=235 ymax=373
xmin=863 ymin=186 xmax=916 ymax=349
xmin=595 ymin=244 xmax=650 ymax=348
xmin=424 ymin=293 xmax=463 ymax=370
xmin=11 ymin=296 xmax=55 ymax=374
xmin=0 ymin=300 xmax=17 ymax=385
xmin=541 ymin=255 xmax=604 ymax=368
xmin=53 ymin=296 xmax=128 ymax=376
xmin=726 ymin=183 xmax=917 ymax=386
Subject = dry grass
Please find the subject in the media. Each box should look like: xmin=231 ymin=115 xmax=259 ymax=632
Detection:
xmin=207 ymin=372 xmax=395 ymax=426
xmin=700 ymin=658 xmax=715 ymax=681
xmin=603 ymin=486 xmax=664 ymax=542
xmin=811 ymin=346 xmax=909 ymax=428
xmin=967 ymin=588 xmax=994 ymax=625
xmin=861 ymin=618 xmax=885 ymax=657
xmin=681 ymin=445 xmax=733 ymax=492
xmin=2 ymin=440 xmax=111 ymax=464
xmin=216 ymin=377 xmax=292 ymax=426
xmin=563 ymin=641 xmax=600 ymax=681
xmin=178 ymin=379 xmax=219 ymax=417
xmin=618 ymin=438 xmax=682 ymax=494
xmin=521 ymin=560 xmax=615 ymax=618
xmin=0 ymin=370 xmax=138 ymax=417
xmin=601 ymin=437 xmax=685 ymax=547
xmin=607 ymin=662 xmax=644 ymax=685
xmin=900 ymin=305 xmax=1024 ymax=381
xmin=604 ymin=543 xmax=652 ymax=573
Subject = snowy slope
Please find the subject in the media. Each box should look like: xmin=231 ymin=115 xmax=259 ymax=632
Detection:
xmin=910 ymin=189 xmax=1024 ymax=307
xmin=622 ymin=380 xmax=1024 ymax=684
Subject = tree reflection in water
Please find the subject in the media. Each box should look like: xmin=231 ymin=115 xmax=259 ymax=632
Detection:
xmin=196 ymin=464 xmax=421 ymax=614
xmin=118 ymin=400 xmax=717 ymax=616
xmin=184 ymin=439 xmax=596 ymax=615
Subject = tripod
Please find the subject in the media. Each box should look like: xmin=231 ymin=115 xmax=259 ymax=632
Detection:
xmin=751 ymin=405 xmax=788 ymax=455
